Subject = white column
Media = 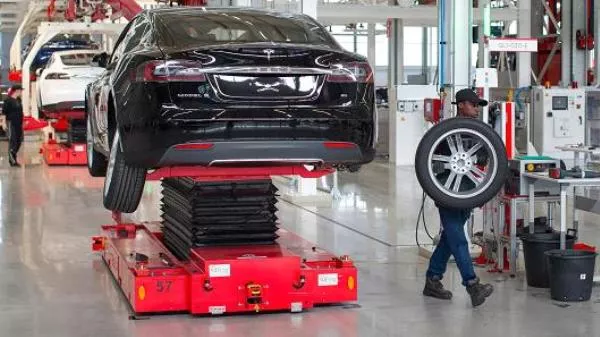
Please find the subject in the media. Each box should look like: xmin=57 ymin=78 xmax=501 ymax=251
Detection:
xmin=367 ymin=23 xmax=376 ymax=69
xmin=388 ymin=19 xmax=404 ymax=87
xmin=388 ymin=19 xmax=404 ymax=165
xmin=233 ymin=0 xmax=252 ymax=7
xmin=596 ymin=0 xmax=600 ymax=84
xmin=480 ymin=0 xmax=491 ymax=124
xmin=451 ymin=0 xmax=472 ymax=95
xmin=570 ymin=0 xmax=587 ymax=85
xmin=301 ymin=0 xmax=318 ymax=18
xmin=517 ymin=0 xmax=532 ymax=87
xmin=561 ymin=0 xmax=572 ymax=85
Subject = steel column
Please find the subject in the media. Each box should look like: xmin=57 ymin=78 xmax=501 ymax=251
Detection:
xmin=518 ymin=0 xmax=532 ymax=87
xmin=388 ymin=19 xmax=404 ymax=88
xmin=596 ymin=0 xmax=600 ymax=84
xmin=388 ymin=18 xmax=404 ymax=165
xmin=561 ymin=0 xmax=572 ymax=85
xmin=367 ymin=23 xmax=376 ymax=70
xmin=451 ymin=0 xmax=472 ymax=100
xmin=570 ymin=0 xmax=588 ymax=85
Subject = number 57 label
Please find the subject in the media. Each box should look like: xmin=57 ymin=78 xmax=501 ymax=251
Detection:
xmin=156 ymin=280 xmax=173 ymax=292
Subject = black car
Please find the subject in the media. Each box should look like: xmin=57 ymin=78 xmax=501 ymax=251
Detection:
xmin=86 ymin=8 xmax=377 ymax=212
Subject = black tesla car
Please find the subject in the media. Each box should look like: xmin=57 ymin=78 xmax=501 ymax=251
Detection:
xmin=86 ymin=8 xmax=377 ymax=212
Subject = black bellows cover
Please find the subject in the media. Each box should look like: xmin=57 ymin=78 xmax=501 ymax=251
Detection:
xmin=68 ymin=118 xmax=87 ymax=144
xmin=161 ymin=177 xmax=280 ymax=260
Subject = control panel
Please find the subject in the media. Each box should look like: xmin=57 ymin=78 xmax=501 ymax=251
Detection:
xmin=531 ymin=87 xmax=586 ymax=162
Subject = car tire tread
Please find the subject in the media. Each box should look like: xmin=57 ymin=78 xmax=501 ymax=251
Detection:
xmin=103 ymin=133 xmax=146 ymax=213
xmin=414 ymin=118 xmax=508 ymax=209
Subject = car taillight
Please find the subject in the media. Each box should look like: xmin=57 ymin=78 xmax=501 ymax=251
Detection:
xmin=323 ymin=141 xmax=357 ymax=149
xmin=135 ymin=60 xmax=207 ymax=82
xmin=327 ymin=62 xmax=373 ymax=83
xmin=46 ymin=73 xmax=70 ymax=80
xmin=174 ymin=143 xmax=214 ymax=150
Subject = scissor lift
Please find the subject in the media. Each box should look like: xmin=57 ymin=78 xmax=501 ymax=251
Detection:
xmin=40 ymin=112 xmax=87 ymax=165
xmin=92 ymin=165 xmax=358 ymax=316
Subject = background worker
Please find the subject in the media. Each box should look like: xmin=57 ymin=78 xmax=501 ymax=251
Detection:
xmin=2 ymin=84 xmax=24 ymax=167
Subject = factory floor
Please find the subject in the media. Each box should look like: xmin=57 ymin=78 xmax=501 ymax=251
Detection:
xmin=1 ymin=140 xmax=600 ymax=337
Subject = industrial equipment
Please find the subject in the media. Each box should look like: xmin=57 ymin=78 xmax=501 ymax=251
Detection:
xmin=585 ymin=88 xmax=600 ymax=149
xmin=531 ymin=87 xmax=586 ymax=163
xmin=504 ymin=157 xmax=561 ymax=196
xmin=92 ymin=166 xmax=357 ymax=316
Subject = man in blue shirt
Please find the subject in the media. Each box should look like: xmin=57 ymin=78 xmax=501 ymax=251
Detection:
xmin=422 ymin=88 xmax=494 ymax=307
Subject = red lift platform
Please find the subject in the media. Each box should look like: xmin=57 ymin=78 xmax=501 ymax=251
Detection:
xmin=92 ymin=165 xmax=358 ymax=316
xmin=39 ymin=112 xmax=87 ymax=166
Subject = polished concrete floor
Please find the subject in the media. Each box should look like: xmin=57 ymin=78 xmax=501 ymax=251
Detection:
xmin=1 ymin=141 xmax=600 ymax=337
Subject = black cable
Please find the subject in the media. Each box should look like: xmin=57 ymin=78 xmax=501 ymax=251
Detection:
xmin=421 ymin=191 xmax=435 ymax=241
xmin=415 ymin=190 xmax=436 ymax=248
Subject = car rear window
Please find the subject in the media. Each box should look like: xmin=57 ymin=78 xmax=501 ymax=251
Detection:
xmin=156 ymin=11 xmax=337 ymax=48
xmin=60 ymin=53 xmax=96 ymax=66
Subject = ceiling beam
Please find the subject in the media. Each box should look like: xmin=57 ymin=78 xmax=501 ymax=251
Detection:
xmin=317 ymin=4 xmax=521 ymax=26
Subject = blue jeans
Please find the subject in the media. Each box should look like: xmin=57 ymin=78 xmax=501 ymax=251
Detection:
xmin=426 ymin=206 xmax=477 ymax=287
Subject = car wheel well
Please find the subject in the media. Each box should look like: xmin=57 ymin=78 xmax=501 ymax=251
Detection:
xmin=108 ymin=92 xmax=116 ymax=145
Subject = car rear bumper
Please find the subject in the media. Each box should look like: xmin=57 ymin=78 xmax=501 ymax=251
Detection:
xmin=156 ymin=140 xmax=373 ymax=167
xmin=40 ymin=101 xmax=85 ymax=119
xmin=120 ymin=126 xmax=375 ymax=169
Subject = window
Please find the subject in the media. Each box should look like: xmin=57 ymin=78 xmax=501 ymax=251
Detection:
xmin=156 ymin=11 xmax=337 ymax=48
xmin=60 ymin=53 xmax=97 ymax=66
xmin=123 ymin=16 xmax=151 ymax=53
xmin=109 ymin=19 xmax=136 ymax=65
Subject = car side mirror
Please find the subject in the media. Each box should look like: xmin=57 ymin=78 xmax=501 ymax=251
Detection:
xmin=35 ymin=68 xmax=43 ymax=77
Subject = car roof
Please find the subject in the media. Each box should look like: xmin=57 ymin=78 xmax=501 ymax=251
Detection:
xmin=147 ymin=7 xmax=306 ymax=18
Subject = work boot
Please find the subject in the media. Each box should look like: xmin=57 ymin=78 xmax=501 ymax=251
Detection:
xmin=423 ymin=276 xmax=453 ymax=300
xmin=8 ymin=152 xmax=18 ymax=167
xmin=466 ymin=277 xmax=493 ymax=307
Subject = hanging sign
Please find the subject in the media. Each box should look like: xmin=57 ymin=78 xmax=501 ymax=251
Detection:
xmin=488 ymin=38 xmax=538 ymax=52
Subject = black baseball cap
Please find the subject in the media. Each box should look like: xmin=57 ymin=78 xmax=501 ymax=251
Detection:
xmin=453 ymin=88 xmax=488 ymax=107
xmin=10 ymin=84 xmax=23 ymax=91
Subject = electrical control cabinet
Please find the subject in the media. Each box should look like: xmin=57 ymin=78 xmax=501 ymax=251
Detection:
xmin=585 ymin=88 xmax=600 ymax=147
xmin=531 ymin=87 xmax=586 ymax=161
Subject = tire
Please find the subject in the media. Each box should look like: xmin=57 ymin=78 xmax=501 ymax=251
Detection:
xmin=86 ymin=115 xmax=108 ymax=177
xmin=102 ymin=131 xmax=146 ymax=213
xmin=414 ymin=117 xmax=508 ymax=209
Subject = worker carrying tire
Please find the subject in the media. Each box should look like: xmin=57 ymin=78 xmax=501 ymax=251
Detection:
xmin=2 ymin=84 xmax=24 ymax=167
xmin=422 ymin=88 xmax=494 ymax=307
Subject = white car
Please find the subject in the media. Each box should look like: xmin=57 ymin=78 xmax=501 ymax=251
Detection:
xmin=37 ymin=49 xmax=105 ymax=118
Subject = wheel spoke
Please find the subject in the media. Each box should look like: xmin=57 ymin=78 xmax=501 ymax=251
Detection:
xmin=433 ymin=154 xmax=451 ymax=162
xmin=472 ymin=166 xmax=488 ymax=179
xmin=444 ymin=172 xmax=457 ymax=189
xmin=466 ymin=141 xmax=483 ymax=156
xmin=452 ymin=174 xmax=464 ymax=192
xmin=465 ymin=171 xmax=483 ymax=187
xmin=446 ymin=136 xmax=458 ymax=154
xmin=455 ymin=134 xmax=465 ymax=153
